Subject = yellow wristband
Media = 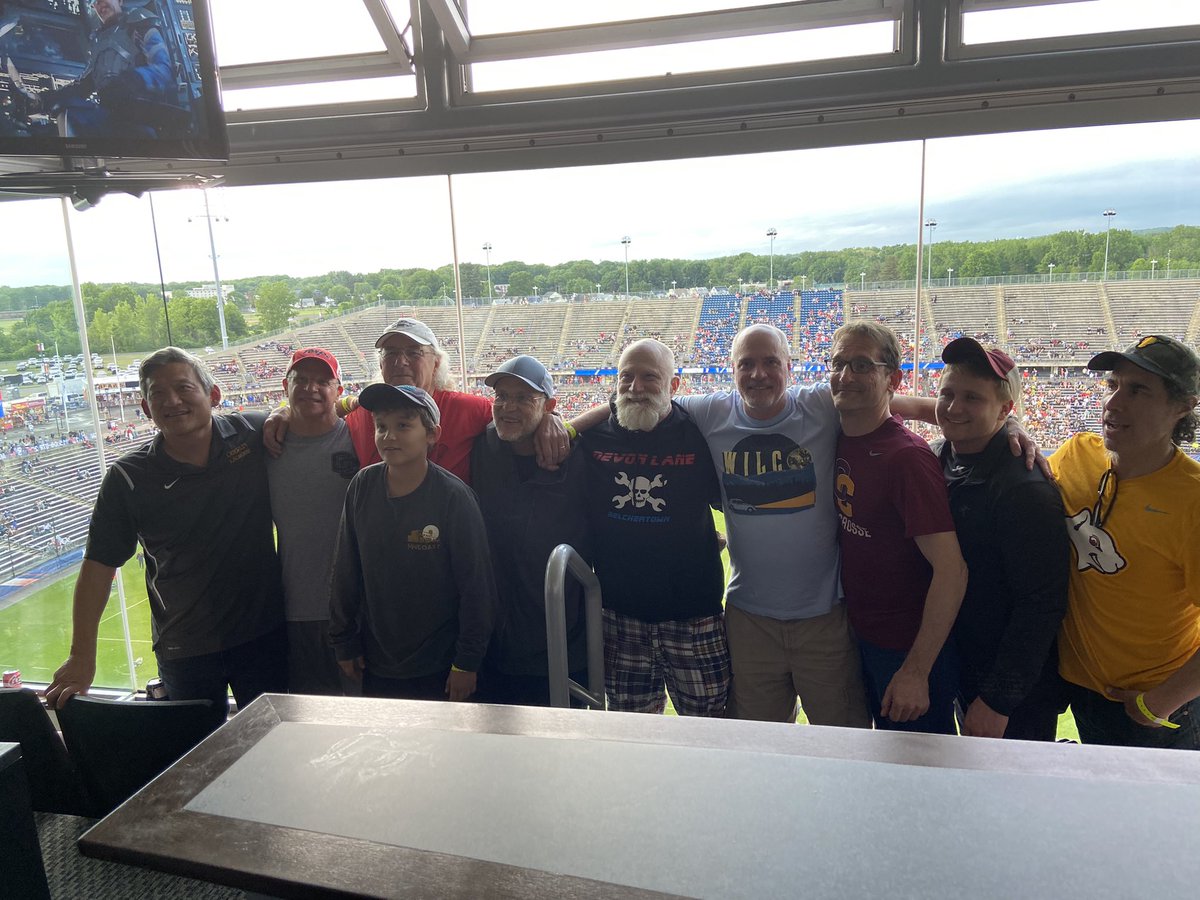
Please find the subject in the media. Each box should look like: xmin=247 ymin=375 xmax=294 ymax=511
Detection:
xmin=340 ymin=396 xmax=354 ymax=414
xmin=563 ymin=421 xmax=578 ymax=440
xmin=450 ymin=665 xmax=469 ymax=674
xmin=1135 ymin=693 xmax=1180 ymax=729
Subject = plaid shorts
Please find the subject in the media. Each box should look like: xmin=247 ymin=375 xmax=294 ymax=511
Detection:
xmin=602 ymin=609 xmax=731 ymax=716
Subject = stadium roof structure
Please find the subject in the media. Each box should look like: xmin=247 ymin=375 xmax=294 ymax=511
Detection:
xmin=2 ymin=0 xmax=1200 ymax=190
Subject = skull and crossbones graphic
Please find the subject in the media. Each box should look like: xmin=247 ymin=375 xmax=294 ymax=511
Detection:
xmin=612 ymin=472 xmax=668 ymax=511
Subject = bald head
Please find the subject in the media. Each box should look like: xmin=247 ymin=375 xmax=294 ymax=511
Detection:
xmin=732 ymin=324 xmax=792 ymax=420
xmin=616 ymin=339 xmax=679 ymax=431
xmin=732 ymin=324 xmax=790 ymax=363
xmin=620 ymin=338 xmax=675 ymax=375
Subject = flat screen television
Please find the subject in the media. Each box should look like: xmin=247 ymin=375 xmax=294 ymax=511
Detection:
xmin=0 ymin=0 xmax=227 ymax=161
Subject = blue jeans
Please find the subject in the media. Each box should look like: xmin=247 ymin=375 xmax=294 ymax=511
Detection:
xmin=157 ymin=626 xmax=288 ymax=727
xmin=1065 ymin=683 xmax=1200 ymax=751
xmin=859 ymin=638 xmax=959 ymax=735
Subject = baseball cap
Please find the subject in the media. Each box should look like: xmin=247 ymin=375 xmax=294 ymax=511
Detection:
xmin=286 ymin=347 xmax=340 ymax=381
xmin=375 ymin=317 xmax=439 ymax=350
xmin=357 ymin=383 xmax=441 ymax=425
xmin=484 ymin=355 xmax=555 ymax=398
xmin=1088 ymin=335 xmax=1200 ymax=396
xmin=941 ymin=337 xmax=1015 ymax=379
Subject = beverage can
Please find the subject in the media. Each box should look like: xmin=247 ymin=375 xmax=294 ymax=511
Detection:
xmin=2 ymin=669 xmax=21 ymax=688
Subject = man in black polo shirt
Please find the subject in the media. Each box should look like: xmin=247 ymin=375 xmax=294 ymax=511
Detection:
xmin=579 ymin=339 xmax=730 ymax=716
xmin=45 ymin=347 xmax=286 ymax=724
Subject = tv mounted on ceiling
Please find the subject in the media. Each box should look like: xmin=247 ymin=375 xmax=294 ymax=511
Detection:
xmin=0 ymin=0 xmax=228 ymax=162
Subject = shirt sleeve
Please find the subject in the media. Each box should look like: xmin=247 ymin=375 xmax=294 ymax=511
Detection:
xmin=978 ymin=481 xmax=1071 ymax=715
xmin=328 ymin=475 xmax=366 ymax=661
xmin=83 ymin=463 xmax=139 ymax=569
xmin=445 ymin=483 xmax=496 ymax=672
xmin=893 ymin=444 xmax=956 ymax=538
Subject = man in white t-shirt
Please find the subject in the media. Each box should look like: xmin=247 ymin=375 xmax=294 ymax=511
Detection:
xmin=673 ymin=325 xmax=870 ymax=724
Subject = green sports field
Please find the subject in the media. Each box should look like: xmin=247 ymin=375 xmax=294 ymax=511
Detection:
xmin=1 ymin=511 xmax=1080 ymax=739
xmin=1 ymin=558 xmax=157 ymax=691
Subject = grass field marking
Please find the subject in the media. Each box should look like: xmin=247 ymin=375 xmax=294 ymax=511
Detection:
xmin=98 ymin=595 xmax=149 ymax=626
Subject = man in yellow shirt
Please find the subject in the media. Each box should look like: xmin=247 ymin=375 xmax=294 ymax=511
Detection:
xmin=1050 ymin=335 xmax=1200 ymax=749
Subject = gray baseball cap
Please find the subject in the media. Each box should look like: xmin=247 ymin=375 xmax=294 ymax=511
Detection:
xmin=357 ymin=383 xmax=441 ymax=424
xmin=375 ymin=317 xmax=439 ymax=350
xmin=1088 ymin=335 xmax=1200 ymax=396
xmin=484 ymin=355 xmax=555 ymax=398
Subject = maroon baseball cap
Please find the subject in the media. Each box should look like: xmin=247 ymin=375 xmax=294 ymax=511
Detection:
xmin=942 ymin=337 xmax=1015 ymax=379
xmin=287 ymin=347 xmax=341 ymax=381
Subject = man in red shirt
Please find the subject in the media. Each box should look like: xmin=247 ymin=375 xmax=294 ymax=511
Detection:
xmin=268 ymin=317 xmax=569 ymax=484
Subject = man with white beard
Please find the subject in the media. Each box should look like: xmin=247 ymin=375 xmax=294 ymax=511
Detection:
xmin=578 ymin=339 xmax=730 ymax=716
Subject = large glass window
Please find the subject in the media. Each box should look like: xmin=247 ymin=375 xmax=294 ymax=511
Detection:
xmin=1 ymin=116 xmax=1196 ymax=702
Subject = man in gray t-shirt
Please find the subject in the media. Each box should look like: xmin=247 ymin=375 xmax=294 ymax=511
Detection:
xmin=267 ymin=348 xmax=360 ymax=695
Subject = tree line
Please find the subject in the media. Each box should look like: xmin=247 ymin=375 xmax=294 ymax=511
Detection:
xmin=0 ymin=225 xmax=1196 ymax=358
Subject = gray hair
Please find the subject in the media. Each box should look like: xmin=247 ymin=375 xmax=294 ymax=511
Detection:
xmin=139 ymin=346 xmax=215 ymax=398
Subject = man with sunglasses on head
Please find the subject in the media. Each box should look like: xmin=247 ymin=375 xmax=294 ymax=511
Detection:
xmin=1051 ymin=335 xmax=1200 ymax=750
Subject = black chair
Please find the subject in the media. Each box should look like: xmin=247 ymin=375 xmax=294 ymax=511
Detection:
xmin=58 ymin=696 xmax=219 ymax=817
xmin=0 ymin=688 xmax=90 ymax=816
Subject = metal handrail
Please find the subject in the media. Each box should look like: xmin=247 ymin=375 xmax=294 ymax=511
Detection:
xmin=544 ymin=544 xmax=605 ymax=710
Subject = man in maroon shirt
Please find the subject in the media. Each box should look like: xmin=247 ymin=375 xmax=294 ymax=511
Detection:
xmin=829 ymin=320 xmax=967 ymax=734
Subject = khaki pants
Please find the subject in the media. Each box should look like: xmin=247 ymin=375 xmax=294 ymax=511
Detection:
xmin=725 ymin=602 xmax=870 ymax=727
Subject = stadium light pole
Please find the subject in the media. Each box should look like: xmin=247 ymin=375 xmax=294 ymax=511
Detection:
xmin=1048 ymin=262 xmax=1055 ymax=283
xmin=766 ymin=227 xmax=777 ymax=293
xmin=1151 ymin=259 xmax=1158 ymax=279
xmin=947 ymin=267 xmax=953 ymax=286
xmin=1101 ymin=209 xmax=1116 ymax=281
xmin=189 ymin=190 xmax=230 ymax=350
xmin=924 ymin=219 xmax=938 ymax=287
xmin=671 ymin=279 xmax=677 ymax=293
xmin=1166 ymin=249 xmax=1172 ymax=279
xmin=621 ymin=236 xmax=632 ymax=297
xmin=482 ymin=242 xmax=493 ymax=302
xmin=860 ymin=271 xmax=866 ymax=291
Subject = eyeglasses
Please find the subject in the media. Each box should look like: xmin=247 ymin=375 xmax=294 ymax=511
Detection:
xmin=827 ymin=357 xmax=891 ymax=375
xmin=493 ymin=390 xmax=543 ymax=408
xmin=379 ymin=347 xmax=427 ymax=363
xmin=1094 ymin=467 xmax=1118 ymax=527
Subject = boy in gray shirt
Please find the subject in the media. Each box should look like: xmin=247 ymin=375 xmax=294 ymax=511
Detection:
xmin=330 ymin=384 xmax=496 ymax=701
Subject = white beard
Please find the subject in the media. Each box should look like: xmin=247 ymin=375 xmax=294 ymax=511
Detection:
xmin=615 ymin=393 xmax=670 ymax=431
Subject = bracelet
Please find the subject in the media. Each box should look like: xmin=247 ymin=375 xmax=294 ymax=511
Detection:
xmin=563 ymin=421 xmax=578 ymax=440
xmin=340 ymin=396 xmax=354 ymax=414
xmin=1135 ymin=693 xmax=1180 ymax=729
xmin=450 ymin=665 xmax=470 ymax=674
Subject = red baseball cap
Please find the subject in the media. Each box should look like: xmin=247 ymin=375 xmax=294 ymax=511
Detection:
xmin=286 ymin=347 xmax=340 ymax=381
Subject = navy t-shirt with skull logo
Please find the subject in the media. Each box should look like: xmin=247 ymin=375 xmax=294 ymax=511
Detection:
xmin=579 ymin=401 xmax=725 ymax=623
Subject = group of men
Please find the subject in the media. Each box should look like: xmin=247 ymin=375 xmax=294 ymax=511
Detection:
xmin=44 ymin=312 xmax=1200 ymax=752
